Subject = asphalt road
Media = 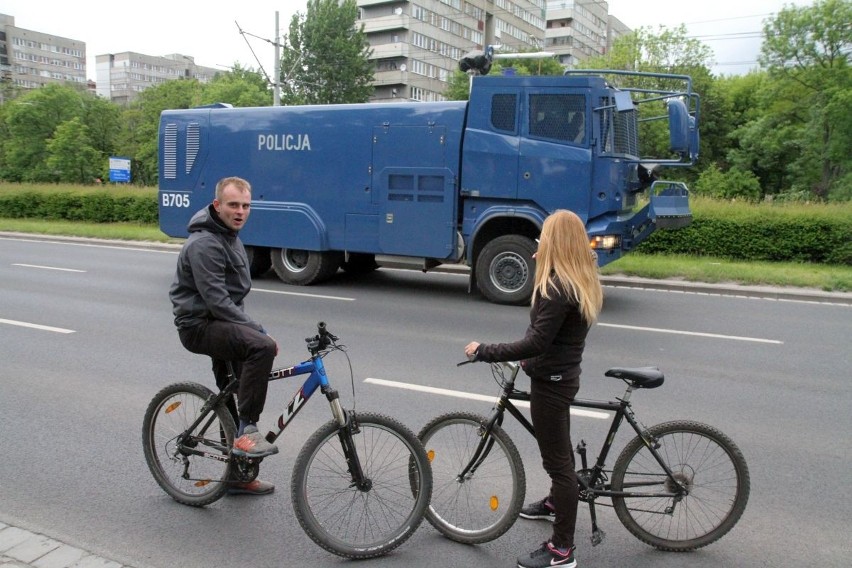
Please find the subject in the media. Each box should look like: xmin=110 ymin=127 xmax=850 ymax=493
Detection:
xmin=0 ymin=235 xmax=850 ymax=568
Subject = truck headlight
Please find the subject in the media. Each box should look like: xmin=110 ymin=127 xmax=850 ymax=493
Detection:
xmin=590 ymin=235 xmax=620 ymax=250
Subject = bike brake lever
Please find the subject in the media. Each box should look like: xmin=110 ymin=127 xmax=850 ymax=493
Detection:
xmin=457 ymin=360 xmax=474 ymax=367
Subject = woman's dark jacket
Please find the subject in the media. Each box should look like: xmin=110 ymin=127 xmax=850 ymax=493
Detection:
xmin=476 ymin=283 xmax=589 ymax=381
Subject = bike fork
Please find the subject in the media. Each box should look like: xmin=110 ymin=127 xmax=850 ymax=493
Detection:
xmin=576 ymin=440 xmax=606 ymax=546
xmin=326 ymin=388 xmax=371 ymax=492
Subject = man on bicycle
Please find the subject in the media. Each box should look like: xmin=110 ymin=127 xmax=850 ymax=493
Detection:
xmin=169 ymin=176 xmax=279 ymax=495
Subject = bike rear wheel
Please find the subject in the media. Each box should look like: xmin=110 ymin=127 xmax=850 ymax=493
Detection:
xmin=142 ymin=382 xmax=235 ymax=507
xmin=611 ymin=420 xmax=750 ymax=551
xmin=291 ymin=412 xmax=432 ymax=559
xmin=418 ymin=412 xmax=525 ymax=544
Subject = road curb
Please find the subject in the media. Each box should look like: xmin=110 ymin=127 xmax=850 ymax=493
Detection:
xmin=2 ymin=232 xmax=850 ymax=305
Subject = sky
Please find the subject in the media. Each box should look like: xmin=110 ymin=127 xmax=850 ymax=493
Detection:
xmin=1 ymin=0 xmax=814 ymax=80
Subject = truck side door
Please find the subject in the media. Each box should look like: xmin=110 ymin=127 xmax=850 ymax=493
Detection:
xmin=371 ymin=125 xmax=457 ymax=259
xmin=518 ymin=91 xmax=591 ymax=215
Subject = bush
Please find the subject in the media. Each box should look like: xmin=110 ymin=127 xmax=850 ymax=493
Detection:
xmin=694 ymin=164 xmax=762 ymax=201
xmin=640 ymin=198 xmax=852 ymax=265
xmin=0 ymin=183 xmax=157 ymax=224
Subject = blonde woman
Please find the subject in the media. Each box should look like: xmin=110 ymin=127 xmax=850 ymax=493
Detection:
xmin=465 ymin=209 xmax=603 ymax=568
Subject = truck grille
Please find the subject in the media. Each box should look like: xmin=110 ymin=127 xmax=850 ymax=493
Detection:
xmin=599 ymin=97 xmax=639 ymax=157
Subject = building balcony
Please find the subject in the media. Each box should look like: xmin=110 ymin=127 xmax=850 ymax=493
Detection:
xmin=361 ymin=14 xmax=407 ymax=34
xmin=370 ymin=42 xmax=410 ymax=60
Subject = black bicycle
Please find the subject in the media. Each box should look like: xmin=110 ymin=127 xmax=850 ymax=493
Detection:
xmin=418 ymin=361 xmax=749 ymax=551
xmin=142 ymin=322 xmax=432 ymax=559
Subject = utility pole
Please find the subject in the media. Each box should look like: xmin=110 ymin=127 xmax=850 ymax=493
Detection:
xmin=273 ymin=11 xmax=281 ymax=106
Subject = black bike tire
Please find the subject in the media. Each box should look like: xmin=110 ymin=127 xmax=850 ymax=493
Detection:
xmin=290 ymin=412 xmax=432 ymax=559
xmin=142 ymin=382 xmax=235 ymax=507
xmin=611 ymin=420 xmax=750 ymax=551
xmin=418 ymin=412 xmax=526 ymax=544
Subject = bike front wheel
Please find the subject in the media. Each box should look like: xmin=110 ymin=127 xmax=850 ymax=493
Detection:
xmin=418 ymin=412 xmax=526 ymax=544
xmin=611 ymin=420 xmax=750 ymax=551
xmin=291 ymin=412 xmax=432 ymax=559
xmin=142 ymin=382 xmax=235 ymax=507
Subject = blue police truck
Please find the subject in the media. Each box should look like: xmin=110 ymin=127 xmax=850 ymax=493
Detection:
xmin=158 ymin=68 xmax=699 ymax=305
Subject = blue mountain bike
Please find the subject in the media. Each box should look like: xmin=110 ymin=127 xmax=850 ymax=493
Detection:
xmin=142 ymin=322 xmax=432 ymax=559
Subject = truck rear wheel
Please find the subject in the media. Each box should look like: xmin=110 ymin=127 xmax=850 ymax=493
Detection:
xmin=475 ymin=235 xmax=536 ymax=305
xmin=271 ymin=248 xmax=342 ymax=285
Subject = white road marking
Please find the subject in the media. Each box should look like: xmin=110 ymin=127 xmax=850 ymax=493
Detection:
xmin=12 ymin=263 xmax=86 ymax=273
xmin=254 ymin=288 xmax=355 ymax=301
xmin=364 ymin=377 xmax=611 ymax=419
xmin=0 ymin=318 xmax=75 ymax=334
xmin=598 ymin=323 xmax=783 ymax=344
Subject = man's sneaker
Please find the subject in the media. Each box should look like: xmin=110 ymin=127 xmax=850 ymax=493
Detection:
xmin=519 ymin=496 xmax=556 ymax=521
xmin=228 ymin=478 xmax=275 ymax=496
xmin=517 ymin=541 xmax=577 ymax=568
xmin=231 ymin=425 xmax=279 ymax=458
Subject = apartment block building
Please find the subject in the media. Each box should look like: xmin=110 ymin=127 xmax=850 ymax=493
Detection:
xmin=96 ymin=52 xmax=219 ymax=104
xmin=356 ymin=1 xmax=631 ymax=102
xmin=545 ymin=1 xmax=630 ymax=67
xmin=358 ymin=0 xmax=547 ymax=102
xmin=0 ymin=13 xmax=86 ymax=92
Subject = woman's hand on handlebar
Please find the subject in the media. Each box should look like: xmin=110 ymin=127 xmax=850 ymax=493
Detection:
xmin=464 ymin=341 xmax=480 ymax=361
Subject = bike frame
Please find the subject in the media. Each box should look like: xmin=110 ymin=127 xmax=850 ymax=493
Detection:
xmin=176 ymin=343 xmax=365 ymax=485
xmin=476 ymin=363 xmax=687 ymax=500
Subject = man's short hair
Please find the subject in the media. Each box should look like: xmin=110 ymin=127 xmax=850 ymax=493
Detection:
xmin=215 ymin=176 xmax=252 ymax=201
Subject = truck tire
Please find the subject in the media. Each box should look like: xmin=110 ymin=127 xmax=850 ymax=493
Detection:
xmin=271 ymin=248 xmax=342 ymax=285
xmin=245 ymin=246 xmax=272 ymax=278
xmin=475 ymin=235 xmax=536 ymax=305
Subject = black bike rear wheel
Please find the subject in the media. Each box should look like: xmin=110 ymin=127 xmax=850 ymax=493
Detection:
xmin=291 ymin=412 xmax=432 ymax=559
xmin=418 ymin=412 xmax=526 ymax=544
xmin=611 ymin=420 xmax=750 ymax=551
xmin=142 ymin=382 xmax=235 ymax=507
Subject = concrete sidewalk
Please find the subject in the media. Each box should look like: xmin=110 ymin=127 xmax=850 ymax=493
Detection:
xmin=0 ymin=522 xmax=133 ymax=568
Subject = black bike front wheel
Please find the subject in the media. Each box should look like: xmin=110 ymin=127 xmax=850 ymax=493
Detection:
xmin=291 ymin=412 xmax=432 ymax=559
xmin=418 ymin=412 xmax=526 ymax=544
xmin=142 ymin=382 xmax=235 ymax=507
xmin=611 ymin=420 xmax=750 ymax=551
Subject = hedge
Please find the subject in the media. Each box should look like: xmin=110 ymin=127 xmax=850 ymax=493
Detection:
xmin=0 ymin=186 xmax=849 ymax=266
xmin=0 ymin=188 xmax=158 ymax=224
xmin=639 ymin=199 xmax=852 ymax=265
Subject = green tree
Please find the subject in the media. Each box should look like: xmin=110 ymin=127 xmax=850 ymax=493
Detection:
xmin=46 ymin=117 xmax=100 ymax=183
xmin=758 ymin=0 xmax=851 ymax=199
xmin=280 ymin=0 xmax=374 ymax=104
xmin=82 ymin=94 xmax=123 ymax=179
xmin=583 ymin=25 xmax=714 ymax=167
xmin=2 ymin=84 xmax=84 ymax=182
xmin=200 ymin=64 xmax=272 ymax=107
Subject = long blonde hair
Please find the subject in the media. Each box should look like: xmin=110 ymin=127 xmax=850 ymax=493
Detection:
xmin=532 ymin=210 xmax=603 ymax=324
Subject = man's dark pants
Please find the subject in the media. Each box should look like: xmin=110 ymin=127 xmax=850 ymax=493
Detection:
xmin=178 ymin=320 xmax=277 ymax=423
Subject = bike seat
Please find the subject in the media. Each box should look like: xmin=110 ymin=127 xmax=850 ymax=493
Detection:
xmin=605 ymin=367 xmax=665 ymax=389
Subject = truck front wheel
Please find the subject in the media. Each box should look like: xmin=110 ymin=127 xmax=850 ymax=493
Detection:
xmin=475 ymin=235 xmax=536 ymax=305
xmin=271 ymin=248 xmax=342 ymax=285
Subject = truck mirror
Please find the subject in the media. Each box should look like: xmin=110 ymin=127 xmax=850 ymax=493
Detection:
xmin=667 ymin=98 xmax=690 ymax=155
xmin=613 ymin=91 xmax=634 ymax=112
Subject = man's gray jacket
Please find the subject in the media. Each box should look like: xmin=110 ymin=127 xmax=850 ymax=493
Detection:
xmin=169 ymin=205 xmax=264 ymax=332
